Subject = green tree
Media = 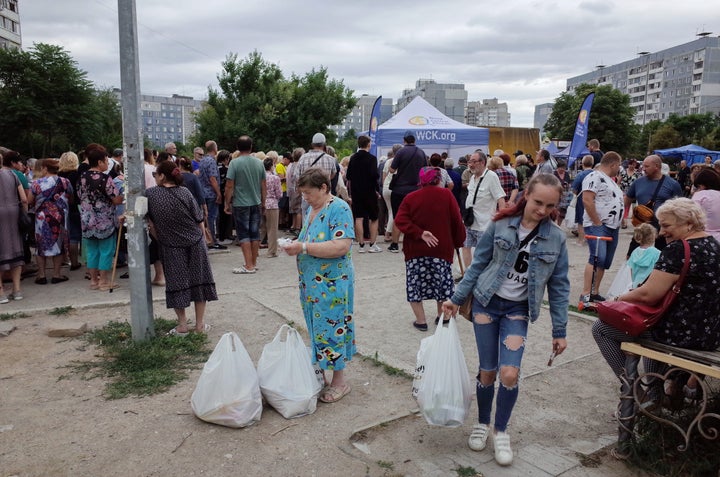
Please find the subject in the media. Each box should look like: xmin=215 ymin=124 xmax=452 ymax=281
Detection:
xmin=544 ymin=84 xmax=637 ymax=155
xmin=649 ymin=124 xmax=682 ymax=150
xmin=192 ymin=51 xmax=355 ymax=152
xmin=664 ymin=112 xmax=720 ymax=145
xmin=0 ymin=43 xmax=98 ymax=156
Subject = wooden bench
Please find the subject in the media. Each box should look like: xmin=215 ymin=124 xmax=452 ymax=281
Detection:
xmin=617 ymin=340 xmax=720 ymax=451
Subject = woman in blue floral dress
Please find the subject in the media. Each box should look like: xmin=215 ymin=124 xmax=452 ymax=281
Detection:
xmin=282 ymin=168 xmax=355 ymax=404
xmin=30 ymin=159 xmax=72 ymax=284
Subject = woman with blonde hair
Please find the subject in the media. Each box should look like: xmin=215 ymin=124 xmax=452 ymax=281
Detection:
xmin=58 ymin=151 xmax=82 ymax=270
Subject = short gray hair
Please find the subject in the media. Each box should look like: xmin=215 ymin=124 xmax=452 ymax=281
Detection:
xmin=656 ymin=197 xmax=706 ymax=232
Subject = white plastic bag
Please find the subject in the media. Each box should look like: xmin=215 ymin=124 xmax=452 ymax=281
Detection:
xmin=257 ymin=325 xmax=323 ymax=419
xmin=191 ymin=332 xmax=262 ymax=428
xmin=608 ymin=262 xmax=632 ymax=299
xmin=412 ymin=316 xmax=472 ymax=427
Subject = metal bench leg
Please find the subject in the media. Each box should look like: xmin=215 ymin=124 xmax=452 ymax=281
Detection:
xmin=618 ymin=354 xmax=640 ymax=448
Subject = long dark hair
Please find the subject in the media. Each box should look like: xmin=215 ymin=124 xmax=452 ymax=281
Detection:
xmin=493 ymin=173 xmax=562 ymax=222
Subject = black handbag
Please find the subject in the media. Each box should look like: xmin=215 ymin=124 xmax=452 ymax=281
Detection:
xmin=18 ymin=207 xmax=32 ymax=233
xmin=463 ymin=171 xmax=486 ymax=227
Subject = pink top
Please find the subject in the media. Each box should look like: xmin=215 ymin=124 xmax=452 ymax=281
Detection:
xmin=693 ymin=189 xmax=720 ymax=242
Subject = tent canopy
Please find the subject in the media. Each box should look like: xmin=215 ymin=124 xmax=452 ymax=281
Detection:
xmin=653 ymin=144 xmax=720 ymax=166
xmin=374 ymin=96 xmax=489 ymax=159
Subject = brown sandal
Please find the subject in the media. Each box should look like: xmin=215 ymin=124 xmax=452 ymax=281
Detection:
xmin=319 ymin=383 xmax=351 ymax=403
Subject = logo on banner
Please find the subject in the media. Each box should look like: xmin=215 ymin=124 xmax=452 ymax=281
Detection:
xmin=409 ymin=116 xmax=428 ymax=126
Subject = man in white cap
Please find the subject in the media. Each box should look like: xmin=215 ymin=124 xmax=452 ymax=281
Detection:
xmin=296 ymin=133 xmax=338 ymax=180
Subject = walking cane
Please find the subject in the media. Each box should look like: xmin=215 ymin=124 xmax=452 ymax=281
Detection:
xmin=108 ymin=226 xmax=122 ymax=293
xmin=455 ymin=248 xmax=465 ymax=277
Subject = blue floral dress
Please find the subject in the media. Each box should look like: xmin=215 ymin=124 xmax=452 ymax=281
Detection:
xmin=297 ymin=197 xmax=356 ymax=371
xmin=31 ymin=175 xmax=71 ymax=257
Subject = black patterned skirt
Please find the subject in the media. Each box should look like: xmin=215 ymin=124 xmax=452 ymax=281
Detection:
xmin=405 ymin=256 xmax=454 ymax=303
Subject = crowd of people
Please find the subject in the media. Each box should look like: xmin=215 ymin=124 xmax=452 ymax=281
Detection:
xmin=1 ymin=135 xmax=719 ymax=468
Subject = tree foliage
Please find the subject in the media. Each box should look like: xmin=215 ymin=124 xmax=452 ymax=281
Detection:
xmin=192 ymin=51 xmax=355 ymax=152
xmin=544 ymin=84 xmax=637 ymax=155
xmin=0 ymin=43 xmax=119 ymax=156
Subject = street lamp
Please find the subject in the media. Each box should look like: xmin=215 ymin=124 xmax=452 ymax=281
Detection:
xmin=595 ymin=64 xmax=606 ymax=85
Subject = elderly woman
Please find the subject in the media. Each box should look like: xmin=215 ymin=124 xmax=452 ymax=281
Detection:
xmin=30 ymin=159 xmax=72 ymax=284
xmin=394 ymin=167 xmax=466 ymax=330
xmin=58 ymin=152 xmax=82 ymax=270
xmin=691 ymin=167 xmax=720 ymax=242
xmin=0 ymin=151 xmax=29 ymax=302
xmin=78 ymin=145 xmax=123 ymax=290
xmin=592 ymin=197 xmax=720 ymax=456
xmin=442 ymin=174 xmax=570 ymax=466
xmin=281 ymin=168 xmax=355 ymax=404
xmin=146 ymin=160 xmax=217 ymax=335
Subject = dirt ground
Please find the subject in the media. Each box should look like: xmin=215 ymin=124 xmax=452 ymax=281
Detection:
xmin=1 ymin=303 xmax=644 ymax=477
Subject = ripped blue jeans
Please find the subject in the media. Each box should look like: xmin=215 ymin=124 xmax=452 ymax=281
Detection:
xmin=472 ymin=294 xmax=529 ymax=432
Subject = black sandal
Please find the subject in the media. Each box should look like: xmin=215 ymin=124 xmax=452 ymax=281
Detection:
xmin=35 ymin=277 xmax=48 ymax=285
xmin=412 ymin=321 xmax=428 ymax=332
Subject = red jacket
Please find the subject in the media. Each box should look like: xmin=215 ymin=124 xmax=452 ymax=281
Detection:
xmin=394 ymin=186 xmax=466 ymax=263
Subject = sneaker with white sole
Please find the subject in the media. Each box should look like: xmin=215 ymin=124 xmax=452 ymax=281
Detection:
xmin=468 ymin=423 xmax=489 ymax=451
xmin=493 ymin=431 xmax=513 ymax=466
xmin=388 ymin=243 xmax=399 ymax=253
xmin=367 ymin=244 xmax=383 ymax=253
xmin=357 ymin=244 xmax=366 ymax=253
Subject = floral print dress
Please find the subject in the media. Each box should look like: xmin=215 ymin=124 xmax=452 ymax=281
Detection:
xmin=297 ymin=197 xmax=356 ymax=371
xmin=31 ymin=175 xmax=71 ymax=257
xmin=78 ymin=170 xmax=119 ymax=240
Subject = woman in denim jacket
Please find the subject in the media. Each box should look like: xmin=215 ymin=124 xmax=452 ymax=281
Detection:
xmin=443 ymin=173 xmax=570 ymax=466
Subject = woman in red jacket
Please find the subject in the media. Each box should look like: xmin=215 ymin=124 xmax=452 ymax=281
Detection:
xmin=394 ymin=167 xmax=466 ymax=331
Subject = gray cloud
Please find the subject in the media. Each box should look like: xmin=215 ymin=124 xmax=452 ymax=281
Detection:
xmin=18 ymin=0 xmax=718 ymax=127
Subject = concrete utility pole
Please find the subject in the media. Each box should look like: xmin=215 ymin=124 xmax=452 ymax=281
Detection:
xmin=118 ymin=0 xmax=155 ymax=341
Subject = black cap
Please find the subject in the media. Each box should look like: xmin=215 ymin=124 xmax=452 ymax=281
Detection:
xmin=112 ymin=148 xmax=124 ymax=157
xmin=403 ymin=130 xmax=415 ymax=140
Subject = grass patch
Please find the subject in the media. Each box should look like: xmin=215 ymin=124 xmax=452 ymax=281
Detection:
xmin=376 ymin=460 xmax=394 ymax=470
xmin=49 ymin=306 xmax=73 ymax=316
xmin=455 ymin=465 xmax=483 ymax=476
xmin=71 ymin=318 xmax=210 ymax=399
xmin=0 ymin=311 xmax=30 ymax=321
xmin=624 ymin=393 xmax=720 ymax=476
xmin=363 ymin=351 xmax=413 ymax=379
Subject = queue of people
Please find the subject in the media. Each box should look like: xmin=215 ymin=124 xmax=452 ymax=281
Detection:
xmin=2 ymin=135 xmax=719 ymax=470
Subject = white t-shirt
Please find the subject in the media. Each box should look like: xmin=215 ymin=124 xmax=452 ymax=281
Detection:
xmin=496 ymin=224 xmax=533 ymax=301
xmin=581 ymin=170 xmax=624 ymax=229
xmin=465 ymin=169 xmax=506 ymax=232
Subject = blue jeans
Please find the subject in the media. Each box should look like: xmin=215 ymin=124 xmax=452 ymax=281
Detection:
xmin=472 ymin=294 xmax=529 ymax=431
xmin=584 ymin=224 xmax=619 ymax=269
xmin=205 ymin=198 xmax=219 ymax=244
xmin=232 ymin=205 xmax=261 ymax=243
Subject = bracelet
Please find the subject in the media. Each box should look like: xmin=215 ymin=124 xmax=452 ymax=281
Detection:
xmin=302 ymin=242 xmax=308 ymax=255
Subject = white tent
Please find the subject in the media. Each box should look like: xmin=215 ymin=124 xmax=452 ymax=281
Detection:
xmin=374 ymin=96 xmax=489 ymax=159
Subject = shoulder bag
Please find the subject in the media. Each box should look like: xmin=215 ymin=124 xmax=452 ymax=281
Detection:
xmin=10 ymin=172 xmax=33 ymax=234
xmin=632 ymin=176 xmax=665 ymax=227
xmin=462 ymin=171 xmax=486 ymax=227
xmin=596 ymin=239 xmax=690 ymax=336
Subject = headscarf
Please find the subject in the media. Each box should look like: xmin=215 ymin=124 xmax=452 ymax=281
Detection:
xmin=419 ymin=166 xmax=441 ymax=187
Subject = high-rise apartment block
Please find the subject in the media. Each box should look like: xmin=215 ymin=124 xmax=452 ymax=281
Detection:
xmin=0 ymin=0 xmax=21 ymax=49
xmin=330 ymin=95 xmax=393 ymax=139
xmin=395 ymin=79 xmax=468 ymax=122
xmin=533 ymin=103 xmax=554 ymax=137
xmin=567 ymin=35 xmax=720 ymax=125
xmin=466 ymin=98 xmax=511 ymax=127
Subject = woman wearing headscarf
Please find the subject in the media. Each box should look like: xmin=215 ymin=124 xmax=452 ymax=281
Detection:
xmin=394 ymin=166 xmax=465 ymax=330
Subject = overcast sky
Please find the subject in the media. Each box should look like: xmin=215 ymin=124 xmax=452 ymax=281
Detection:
xmin=19 ymin=0 xmax=719 ymax=128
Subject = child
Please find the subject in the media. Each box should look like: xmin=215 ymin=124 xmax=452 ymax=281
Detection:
xmin=627 ymin=223 xmax=661 ymax=288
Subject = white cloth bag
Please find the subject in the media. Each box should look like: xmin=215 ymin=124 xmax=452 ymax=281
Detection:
xmin=257 ymin=324 xmax=323 ymax=419
xmin=412 ymin=316 xmax=472 ymax=427
xmin=191 ymin=332 xmax=263 ymax=428
xmin=607 ymin=261 xmax=633 ymax=299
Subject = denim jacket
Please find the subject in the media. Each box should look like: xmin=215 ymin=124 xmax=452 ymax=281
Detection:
xmin=451 ymin=215 xmax=570 ymax=338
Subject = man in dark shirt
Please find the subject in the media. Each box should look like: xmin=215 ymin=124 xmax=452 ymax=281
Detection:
xmin=588 ymin=138 xmax=604 ymax=166
xmin=346 ymin=135 xmax=381 ymax=253
xmin=676 ymin=160 xmax=692 ymax=197
xmin=387 ymin=131 xmax=427 ymax=252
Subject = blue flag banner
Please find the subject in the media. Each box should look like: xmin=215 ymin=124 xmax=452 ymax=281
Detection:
xmin=368 ymin=96 xmax=382 ymax=157
xmin=567 ymin=92 xmax=595 ymax=168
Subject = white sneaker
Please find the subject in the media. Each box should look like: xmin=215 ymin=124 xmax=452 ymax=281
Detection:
xmin=468 ymin=423 xmax=489 ymax=451
xmin=493 ymin=431 xmax=513 ymax=466
xmin=367 ymin=244 xmax=383 ymax=253
xmin=357 ymin=244 xmax=366 ymax=253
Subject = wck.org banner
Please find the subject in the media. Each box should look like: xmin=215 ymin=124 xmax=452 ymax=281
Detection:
xmin=567 ymin=92 xmax=595 ymax=168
